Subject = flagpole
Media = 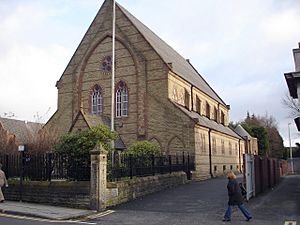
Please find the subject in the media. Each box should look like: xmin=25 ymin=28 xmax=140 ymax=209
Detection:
xmin=111 ymin=0 xmax=116 ymax=165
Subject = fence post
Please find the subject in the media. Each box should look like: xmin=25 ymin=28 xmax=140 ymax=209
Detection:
xmin=90 ymin=144 xmax=107 ymax=211
xmin=152 ymin=155 xmax=155 ymax=176
xmin=47 ymin=153 xmax=52 ymax=182
xmin=169 ymin=155 xmax=172 ymax=174
xmin=19 ymin=151 xmax=25 ymax=202
xmin=182 ymin=152 xmax=185 ymax=171
xmin=187 ymin=153 xmax=190 ymax=179
xmin=5 ymin=154 xmax=9 ymax=178
xmin=129 ymin=155 xmax=133 ymax=179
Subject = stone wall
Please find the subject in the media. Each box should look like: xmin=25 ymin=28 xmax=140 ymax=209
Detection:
xmin=3 ymin=181 xmax=90 ymax=209
xmin=106 ymin=172 xmax=187 ymax=207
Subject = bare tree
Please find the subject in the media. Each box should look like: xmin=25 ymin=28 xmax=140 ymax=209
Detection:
xmin=282 ymin=92 xmax=300 ymax=118
xmin=27 ymin=126 xmax=59 ymax=153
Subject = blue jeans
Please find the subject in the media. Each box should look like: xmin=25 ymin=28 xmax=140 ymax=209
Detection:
xmin=224 ymin=204 xmax=252 ymax=220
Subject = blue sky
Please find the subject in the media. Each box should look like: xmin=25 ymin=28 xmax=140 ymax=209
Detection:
xmin=0 ymin=0 xmax=300 ymax=146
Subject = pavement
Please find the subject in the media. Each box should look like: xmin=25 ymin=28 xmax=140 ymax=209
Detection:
xmin=0 ymin=175 xmax=299 ymax=224
xmin=0 ymin=201 xmax=95 ymax=220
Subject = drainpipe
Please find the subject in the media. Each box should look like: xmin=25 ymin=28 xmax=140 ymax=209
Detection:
xmin=238 ymin=139 xmax=242 ymax=173
xmin=191 ymin=85 xmax=194 ymax=111
xmin=208 ymin=129 xmax=213 ymax=178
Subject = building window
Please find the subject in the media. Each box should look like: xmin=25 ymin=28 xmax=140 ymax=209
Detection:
xmin=221 ymin=140 xmax=225 ymax=154
xmin=221 ymin=111 xmax=225 ymax=125
xmin=235 ymin=143 xmax=238 ymax=155
xmin=230 ymin=165 xmax=233 ymax=170
xmin=229 ymin=142 xmax=232 ymax=155
xmin=214 ymin=107 xmax=218 ymax=121
xmin=101 ymin=55 xmax=112 ymax=73
xmin=184 ymin=89 xmax=190 ymax=109
xmin=200 ymin=133 xmax=206 ymax=153
xmin=195 ymin=96 xmax=201 ymax=114
xmin=212 ymin=137 xmax=217 ymax=155
xmin=223 ymin=165 xmax=226 ymax=171
xmin=206 ymin=102 xmax=210 ymax=118
xmin=214 ymin=166 xmax=217 ymax=172
xmin=91 ymin=84 xmax=102 ymax=114
xmin=116 ymin=81 xmax=128 ymax=117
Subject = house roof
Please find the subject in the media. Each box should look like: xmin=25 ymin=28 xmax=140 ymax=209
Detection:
xmin=234 ymin=125 xmax=252 ymax=139
xmin=0 ymin=117 xmax=43 ymax=144
xmin=284 ymin=71 xmax=300 ymax=98
xmin=173 ymin=104 xmax=241 ymax=139
xmin=70 ymin=111 xmax=126 ymax=150
xmin=116 ymin=2 xmax=227 ymax=107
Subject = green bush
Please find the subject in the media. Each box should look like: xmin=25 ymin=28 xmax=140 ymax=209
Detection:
xmin=124 ymin=140 xmax=160 ymax=157
xmin=54 ymin=125 xmax=118 ymax=180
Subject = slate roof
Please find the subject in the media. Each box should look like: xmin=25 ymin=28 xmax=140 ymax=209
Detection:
xmin=0 ymin=117 xmax=43 ymax=144
xmin=173 ymin=104 xmax=241 ymax=139
xmin=117 ymin=2 xmax=227 ymax=106
xmin=234 ymin=125 xmax=252 ymax=139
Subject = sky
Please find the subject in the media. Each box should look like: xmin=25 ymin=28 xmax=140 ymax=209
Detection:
xmin=0 ymin=0 xmax=300 ymax=146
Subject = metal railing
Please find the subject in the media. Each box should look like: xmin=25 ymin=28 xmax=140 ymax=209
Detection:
xmin=108 ymin=153 xmax=195 ymax=181
xmin=0 ymin=152 xmax=90 ymax=181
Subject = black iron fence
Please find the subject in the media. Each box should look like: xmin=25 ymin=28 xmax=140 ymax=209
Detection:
xmin=0 ymin=152 xmax=90 ymax=181
xmin=0 ymin=151 xmax=195 ymax=182
xmin=108 ymin=153 xmax=195 ymax=181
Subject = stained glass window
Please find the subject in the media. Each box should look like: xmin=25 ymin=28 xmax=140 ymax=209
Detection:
xmin=91 ymin=85 xmax=102 ymax=114
xmin=101 ymin=56 xmax=112 ymax=72
xmin=116 ymin=81 xmax=128 ymax=117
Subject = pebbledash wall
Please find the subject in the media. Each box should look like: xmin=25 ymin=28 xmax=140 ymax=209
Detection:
xmin=3 ymin=173 xmax=187 ymax=209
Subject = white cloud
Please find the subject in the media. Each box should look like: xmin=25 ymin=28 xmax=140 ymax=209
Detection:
xmin=261 ymin=9 xmax=300 ymax=44
xmin=0 ymin=43 xmax=70 ymax=122
xmin=0 ymin=0 xmax=300 ymax=146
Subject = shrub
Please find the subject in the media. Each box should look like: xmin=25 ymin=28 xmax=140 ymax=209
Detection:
xmin=124 ymin=140 xmax=160 ymax=157
xmin=54 ymin=125 xmax=118 ymax=180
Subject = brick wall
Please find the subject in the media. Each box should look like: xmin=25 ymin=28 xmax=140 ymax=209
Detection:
xmin=106 ymin=172 xmax=187 ymax=207
xmin=3 ymin=181 xmax=90 ymax=209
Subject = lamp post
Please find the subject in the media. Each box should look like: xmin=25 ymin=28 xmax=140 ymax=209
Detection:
xmin=288 ymin=123 xmax=294 ymax=174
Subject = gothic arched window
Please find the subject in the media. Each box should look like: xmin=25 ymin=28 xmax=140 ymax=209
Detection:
xmin=91 ymin=85 xmax=103 ymax=114
xmin=116 ymin=81 xmax=128 ymax=117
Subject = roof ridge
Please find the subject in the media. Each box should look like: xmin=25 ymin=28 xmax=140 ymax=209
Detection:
xmin=116 ymin=1 xmax=226 ymax=106
xmin=116 ymin=2 xmax=187 ymax=63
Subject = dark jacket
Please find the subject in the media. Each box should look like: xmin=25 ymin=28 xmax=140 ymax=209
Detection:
xmin=227 ymin=179 xmax=243 ymax=205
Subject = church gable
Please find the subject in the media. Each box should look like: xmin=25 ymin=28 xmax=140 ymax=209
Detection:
xmin=69 ymin=111 xmax=90 ymax=132
xmin=49 ymin=0 xmax=168 ymax=139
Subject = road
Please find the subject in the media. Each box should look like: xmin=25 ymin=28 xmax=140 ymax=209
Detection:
xmin=0 ymin=175 xmax=299 ymax=225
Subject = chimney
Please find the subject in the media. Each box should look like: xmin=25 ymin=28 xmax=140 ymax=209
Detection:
xmin=294 ymin=44 xmax=300 ymax=72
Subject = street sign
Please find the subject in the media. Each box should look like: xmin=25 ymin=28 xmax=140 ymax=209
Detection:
xmin=18 ymin=145 xmax=25 ymax=152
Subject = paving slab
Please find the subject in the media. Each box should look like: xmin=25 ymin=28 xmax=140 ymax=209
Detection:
xmin=0 ymin=201 xmax=96 ymax=220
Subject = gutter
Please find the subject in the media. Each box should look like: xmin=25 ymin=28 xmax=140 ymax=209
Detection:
xmin=191 ymin=85 xmax=194 ymax=111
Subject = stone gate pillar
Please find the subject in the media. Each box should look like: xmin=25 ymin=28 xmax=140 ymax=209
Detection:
xmin=90 ymin=144 xmax=107 ymax=211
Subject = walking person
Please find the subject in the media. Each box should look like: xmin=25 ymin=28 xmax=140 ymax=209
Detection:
xmin=223 ymin=171 xmax=252 ymax=222
xmin=0 ymin=163 xmax=8 ymax=203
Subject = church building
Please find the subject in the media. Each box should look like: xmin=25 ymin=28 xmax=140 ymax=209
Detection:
xmin=45 ymin=0 xmax=245 ymax=179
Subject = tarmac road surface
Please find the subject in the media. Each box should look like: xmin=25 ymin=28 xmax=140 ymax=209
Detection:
xmin=0 ymin=174 xmax=299 ymax=225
